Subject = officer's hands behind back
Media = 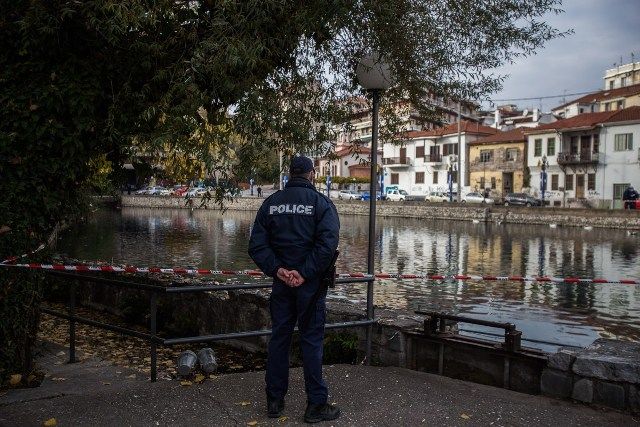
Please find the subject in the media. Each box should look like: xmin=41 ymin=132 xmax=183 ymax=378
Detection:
xmin=277 ymin=267 xmax=305 ymax=287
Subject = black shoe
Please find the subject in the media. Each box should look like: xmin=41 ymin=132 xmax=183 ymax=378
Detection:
xmin=267 ymin=398 xmax=285 ymax=418
xmin=304 ymin=403 xmax=341 ymax=423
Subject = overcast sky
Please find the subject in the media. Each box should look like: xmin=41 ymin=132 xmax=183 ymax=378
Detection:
xmin=485 ymin=0 xmax=640 ymax=112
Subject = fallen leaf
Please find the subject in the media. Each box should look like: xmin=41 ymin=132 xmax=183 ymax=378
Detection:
xmin=102 ymin=382 xmax=111 ymax=385
xmin=51 ymin=377 xmax=66 ymax=382
xmin=194 ymin=374 xmax=205 ymax=383
xmin=247 ymin=422 xmax=257 ymax=426
xmin=27 ymin=374 xmax=37 ymax=383
xmin=238 ymin=401 xmax=251 ymax=406
xmin=208 ymin=374 xmax=218 ymax=379
xmin=278 ymin=416 xmax=288 ymax=422
xmin=127 ymin=374 xmax=136 ymax=379
xmin=9 ymin=374 xmax=22 ymax=386
xmin=461 ymin=413 xmax=471 ymax=420
xmin=43 ymin=418 xmax=57 ymax=426
xmin=180 ymin=381 xmax=192 ymax=386
xmin=56 ymin=351 xmax=65 ymax=356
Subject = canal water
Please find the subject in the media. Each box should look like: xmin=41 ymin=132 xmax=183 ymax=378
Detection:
xmin=57 ymin=207 xmax=640 ymax=352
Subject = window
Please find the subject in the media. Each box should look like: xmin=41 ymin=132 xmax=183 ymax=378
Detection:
xmin=506 ymin=148 xmax=518 ymax=161
xmin=534 ymin=139 xmax=542 ymax=157
xmin=565 ymin=174 xmax=574 ymax=191
xmin=614 ymin=133 xmax=633 ymax=151
xmin=442 ymin=143 xmax=458 ymax=156
xmin=609 ymin=81 xmax=614 ymax=90
xmin=579 ymin=108 xmax=584 ymax=114
xmin=547 ymin=138 xmax=555 ymax=156
xmin=391 ymin=173 xmax=399 ymax=185
xmin=592 ymin=134 xmax=599 ymax=154
xmin=617 ymin=100 xmax=625 ymax=109
xmin=604 ymin=102 xmax=611 ymax=111
xmin=433 ymin=172 xmax=438 ymax=184
xmin=551 ymin=174 xmax=559 ymax=191
xmin=415 ymin=172 xmax=425 ymax=184
xmin=415 ymin=145 xmax=425 ymax=158
xmin=614 ymin=183 xmax=630 ymax=201
xmin=621 ymin=77 xmax=627 ymax=87
xmin=491 ymin=177 xmax=496 ymax=189
xmin=587 ymin=173 xmax=596 ymax=191
xmin=479 ymin=177 xmax=485 ymax=189
xmin=480 ymin=149 xmax=493 ymax=162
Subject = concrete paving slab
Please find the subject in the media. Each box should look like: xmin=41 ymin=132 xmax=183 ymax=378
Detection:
xmin=1 ymin=342 xmax=637 ymax=426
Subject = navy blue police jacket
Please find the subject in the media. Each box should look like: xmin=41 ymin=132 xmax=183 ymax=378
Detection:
xmin=248 ymin=177 xmax=339 ymax=287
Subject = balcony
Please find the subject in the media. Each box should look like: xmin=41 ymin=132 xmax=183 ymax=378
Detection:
xmin=383 ymin=157 xmax=412 ymax=167
xmin=424 ymin=154 xmax=442 ymax=163
xmin=556 ymin=151 xmax=600 ymax=166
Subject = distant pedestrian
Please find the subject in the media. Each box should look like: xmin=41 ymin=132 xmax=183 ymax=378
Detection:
xmin=623 ymin=185 xmax=639 ymax=210
xmin=257 ymin=186 xmax=262 ymax=197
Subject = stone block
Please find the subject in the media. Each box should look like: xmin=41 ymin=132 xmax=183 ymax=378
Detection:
xmin=593 ymin=381 xmax=626 ymax=410
xmin=540 ymin=368 xmax=572 ymax=398
xmin=572 ymin=339 xmax=640 ymax=383
xmin=547 ymin=348 xmax=577 ymax=371
xmin=572 ymin=378 xmax=593 ymax=403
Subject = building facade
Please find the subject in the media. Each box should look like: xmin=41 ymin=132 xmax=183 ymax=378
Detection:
xmin=525 ymin=107 xmax=640 ymax=208
xmin=468 ymin=128 xmax=527 ymax=197
xmin=382 ymin=121 xmax=497 ymax=196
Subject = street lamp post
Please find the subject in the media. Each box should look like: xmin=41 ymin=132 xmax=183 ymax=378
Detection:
xmin=356 ymin=52 xmax=393 ymax=365
xmin=539 ymin=155 xmax=548 ymax=206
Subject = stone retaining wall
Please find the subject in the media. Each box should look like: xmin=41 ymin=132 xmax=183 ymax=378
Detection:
xmin=121 ymin=195 xmax=640 ymax=230
xmin=541 ymin=339 xmax=640 ymax=413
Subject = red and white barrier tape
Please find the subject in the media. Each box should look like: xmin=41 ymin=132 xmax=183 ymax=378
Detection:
xmin=0 ymin=243 xmax=46 ymax=265
xmin=0 ymin=262 xmax=638 ymax=285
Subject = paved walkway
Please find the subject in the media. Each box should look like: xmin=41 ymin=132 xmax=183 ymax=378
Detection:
xmin=1 ymin=342 xmax=637 ymax=426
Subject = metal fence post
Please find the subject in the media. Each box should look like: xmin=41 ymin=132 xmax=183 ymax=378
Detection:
xmin=69 ymin=281 xmax=76 ymax=363
xmin=150 ymin=292 xmax=158 ymax=382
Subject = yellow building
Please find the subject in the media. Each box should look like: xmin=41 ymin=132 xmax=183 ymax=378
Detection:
xmin=468 ymin=128 xmax=527 ymax=197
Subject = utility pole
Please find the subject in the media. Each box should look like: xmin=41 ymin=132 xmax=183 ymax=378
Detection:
xmin=456 ymin=101 xmax=462 ymax=202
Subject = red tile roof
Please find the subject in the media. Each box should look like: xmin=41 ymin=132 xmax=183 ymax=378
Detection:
xmin=603 ymin=105 xmax=640 ymax=123
xmin=553 ymin=83 xmax=640 ymax=110
xmin=403 ymin=121 xmax=498 ymax=138
xmin=526 ymin=106 xmax=640 ymax=133
xmin=471 ymin=128 xmax=526 ymax=145
xmin=333 ymin=146 xmax=380 ymax=158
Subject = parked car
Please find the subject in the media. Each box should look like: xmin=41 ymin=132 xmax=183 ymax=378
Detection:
xmin=145 ymin=186 xmax=168 ymax=195
xmin=462 ymin=192 xmax=494 ymax=204
xmin=427 ymin=191 xmax=450 ymax=202
xmin=186 ymin=187 xmax=209 ymax=197
xmin=386 ymin=189 xmax=408 ymax=202
xmin=338 ymin=190 xmax=360 ymax=200
xmin=173 ymin=185 xmax=189 ymax=196
xmin=134 ymin=186 xmax=149 ymax=195
xmin=503 ymin=193 xmax=541 ymax=207
xmin=360 ymin=191 xmax=382 ymax=201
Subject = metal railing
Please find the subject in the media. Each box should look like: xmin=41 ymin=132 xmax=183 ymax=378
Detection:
xmin=42 ymin=270 xmax=376 ymax=381
xmin=557 ymin=151 xmax=600 ymax=165
xmin=383 ymin=157 xmax=412 ymax=166
xmin=424 ymin=154 xmax=442 ymax=163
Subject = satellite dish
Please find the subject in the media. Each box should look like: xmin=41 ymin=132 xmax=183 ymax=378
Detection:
xmin=522 ymin=108 xmax=529 ymax=117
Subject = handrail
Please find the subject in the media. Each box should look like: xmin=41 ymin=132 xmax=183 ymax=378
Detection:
xmin=41 ymin=271 xmax=375 ymax=381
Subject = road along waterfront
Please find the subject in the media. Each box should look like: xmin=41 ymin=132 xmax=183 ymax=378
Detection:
xmin=56 ymin=203 xmax=640 ymax=352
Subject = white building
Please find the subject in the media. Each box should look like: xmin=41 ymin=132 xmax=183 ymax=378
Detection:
xmin=604 ymin=60 xmax=640 ymax=90
xmin=525 ymin=106 xmax=640 ymax=208
xmin=382 ymin=121 xmax=497 ymax=196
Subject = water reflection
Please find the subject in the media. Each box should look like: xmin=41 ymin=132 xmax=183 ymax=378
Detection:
xmin=57 ymin=207 xmax=640 ymax=351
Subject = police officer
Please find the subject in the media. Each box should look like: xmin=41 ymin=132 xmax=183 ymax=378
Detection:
xmin=248 ymin=155 xmax=340 ymax=423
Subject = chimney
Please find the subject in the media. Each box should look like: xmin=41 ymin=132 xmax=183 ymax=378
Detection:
xmin=494 ymin=109 xmax=501 ymax=128
xmin=533 ymin=108 xmax=540 ymax=122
